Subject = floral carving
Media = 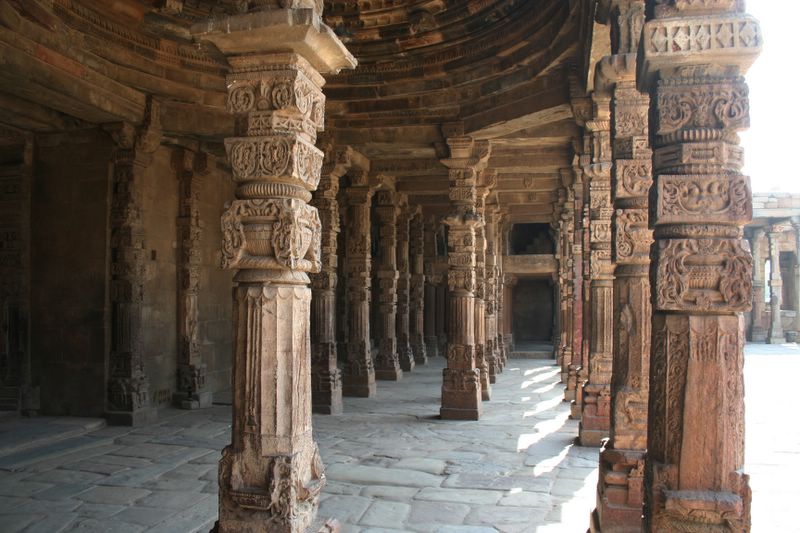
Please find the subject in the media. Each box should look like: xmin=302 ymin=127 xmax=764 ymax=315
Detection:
xmin=657 ymin=174 xmax=751 ymax=225
xmin=656 ymin=80 xmax=750 ymax=135
xmin=656 ymin=239 xmax=752 ymax=312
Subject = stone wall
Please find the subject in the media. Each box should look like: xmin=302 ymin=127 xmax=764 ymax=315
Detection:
xmin=31 ymin=130 xmax=112 ymax=416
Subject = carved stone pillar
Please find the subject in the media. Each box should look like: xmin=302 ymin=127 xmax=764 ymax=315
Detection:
xmin=193 ymin=8 xmax=356 ymax=529
xmin=423 ymin=217 xmax=440 ymax=357
xmin=565 ymin=171 xmax=584 ymax=403
xmin=639 ymin=4 xmax=760 ymax=530
xmin=410 ymin=210 xmax=428 ymax=365
xmin=104 ymin=103 xmax=161 ymax=427
xmin=593 ymin=4 xmax=654 ymax=527
xmin=309 ymin=151 xmax=346 ymax=415
xmin=395 ymin=199 xmax=415 ymax=372
xmin=441 ymin=137 xmax=490 ymax=420
xmin=502 ymin=273 xmax=518 ymax=358
xmin=495 ymin=211 xmax=509 ymax=371
xmin=342 ymin=180 xmax=377 ymax=397
xmin=374 ymin=190 xmax=403 ymax=381
xmin=556 ymin=176 xmax=576 ymax=384
xmin=174 ymin=148 xmax=212 ymax=410
xmin=475 ymin=178 xmax=493 ymax=401
xmin=767 ymin=228 xmax=786 ymax=344
xmin=484 ymin=203 xmax=500 ymax=383
xmin=580 ymin=97 xmax=615 ymax=447
xmin=750 ymin=228 xmax=767 ymax=342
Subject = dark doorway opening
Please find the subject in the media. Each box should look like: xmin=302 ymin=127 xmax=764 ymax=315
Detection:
xmin=512 ymin=278 xmax=554 ymax=342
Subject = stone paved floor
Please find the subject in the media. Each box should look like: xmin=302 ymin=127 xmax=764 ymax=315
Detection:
xmin=0 ymin=345 xmax=796 ymax=532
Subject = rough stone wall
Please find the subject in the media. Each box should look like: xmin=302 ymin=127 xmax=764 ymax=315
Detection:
xmin=31 ymin=130 xmax=112 ymax=416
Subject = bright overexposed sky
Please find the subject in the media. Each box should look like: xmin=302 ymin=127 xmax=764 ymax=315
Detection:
xmin=741 ymin=2 xmax=800 ymax=193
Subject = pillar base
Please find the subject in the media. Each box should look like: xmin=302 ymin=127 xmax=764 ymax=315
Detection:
xmin=570 ymin=400 xmax=581 ymax=420
xmin=105 ymin=407 xmax=158 ymax=427
xmin=375 ymin=368 xmax=403 ymax=381
xmin=398 ymin=347 xmax=416 ymax=372
xmin=440 ymin=406 xmax=481 ymax=420
xmin=578 ymin=426 xmax=609 ymax=448
xmin=172 ymin=391 xmax=213 ymax=410
xmin=750 ymin=326 xmax=766 ymax=342
xmin=342 ymin=375 xmax=377 ymax=398
xmin=425 ymin=336 xmax=439 ymax=357
xmin=594 ymin=445 xmax=645 ymax=533
xmin=767 ymin=334 xmax=786 ymax=344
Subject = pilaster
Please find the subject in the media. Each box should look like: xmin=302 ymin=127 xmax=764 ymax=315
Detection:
xmin=638 ymin=2 xmax=760 ymax=530
xmin=104 ymin=101 xmax=161 ymax=427
xmin=174 ymin=147 xmax=213 ymax=410
xmin=374 ymin=189 xmax=403 ymax=381
xmin=192 ymin=7 xmax=356 ymax=530
xmin=440 ymin=136 xmax=490 ymax=420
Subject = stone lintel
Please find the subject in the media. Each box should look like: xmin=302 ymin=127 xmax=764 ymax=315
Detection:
xmin=191 ymin=9 xmax=356 ymax=75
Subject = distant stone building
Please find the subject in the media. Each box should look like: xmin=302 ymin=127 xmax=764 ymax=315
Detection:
xmin=746 ymin=193 xmax=800 ymax=343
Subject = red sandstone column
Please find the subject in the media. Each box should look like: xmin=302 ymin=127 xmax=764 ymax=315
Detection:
xmin=423 ymin=217 xmax=440 ymax=357
xmin=749 ymin=228 xmax=767 ymax=341
xmin=440 ymin=137 xmax=490 ymax=420
xmin=173 ymin=148 xmax=213 ymax=410
xmin=475 ymin=178 xmax=493 ymax=400
xmin=484 ymin=202 xmax=500 ymax=383
xmin=374 ymin=190 xmax=403 ymax=381
xmin=309 ymin=150 xmax=347 ymax=415
xmin=104 ymin=106 xmax=160 ymax=426
xmin=767 ymin=227 xmax=786 ymax=344
xmin=395 ymin=199 xmax=415 ymax=372
xmin=638 ymin=3 xmax=760 ymax=530
xmin=342 ymin=180 xmax=377 ymax=397
xmin=592 ymin=3 xmax=654 ymax=528
xmin=410 ymin=209 xmax=428 ymax=365
xmin=579 ymin=97 xmax=615 ymax=447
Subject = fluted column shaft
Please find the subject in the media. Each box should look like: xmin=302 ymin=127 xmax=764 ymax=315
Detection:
xmin=639 ymin=4 xmax=760 ymax=530
xmin=343 ymin=184 xmax=377 ymax=398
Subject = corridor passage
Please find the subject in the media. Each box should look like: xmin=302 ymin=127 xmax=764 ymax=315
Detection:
xmin=0 ymin=346 xmax=794 ymax=532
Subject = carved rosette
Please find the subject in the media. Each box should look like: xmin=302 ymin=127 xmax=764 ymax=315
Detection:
xmin=641 ymin=5 xmax=759 ymax=531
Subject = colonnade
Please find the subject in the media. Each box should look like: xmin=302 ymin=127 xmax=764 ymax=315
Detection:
xmin=190 ymin=0 xmax=762 ymax=530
